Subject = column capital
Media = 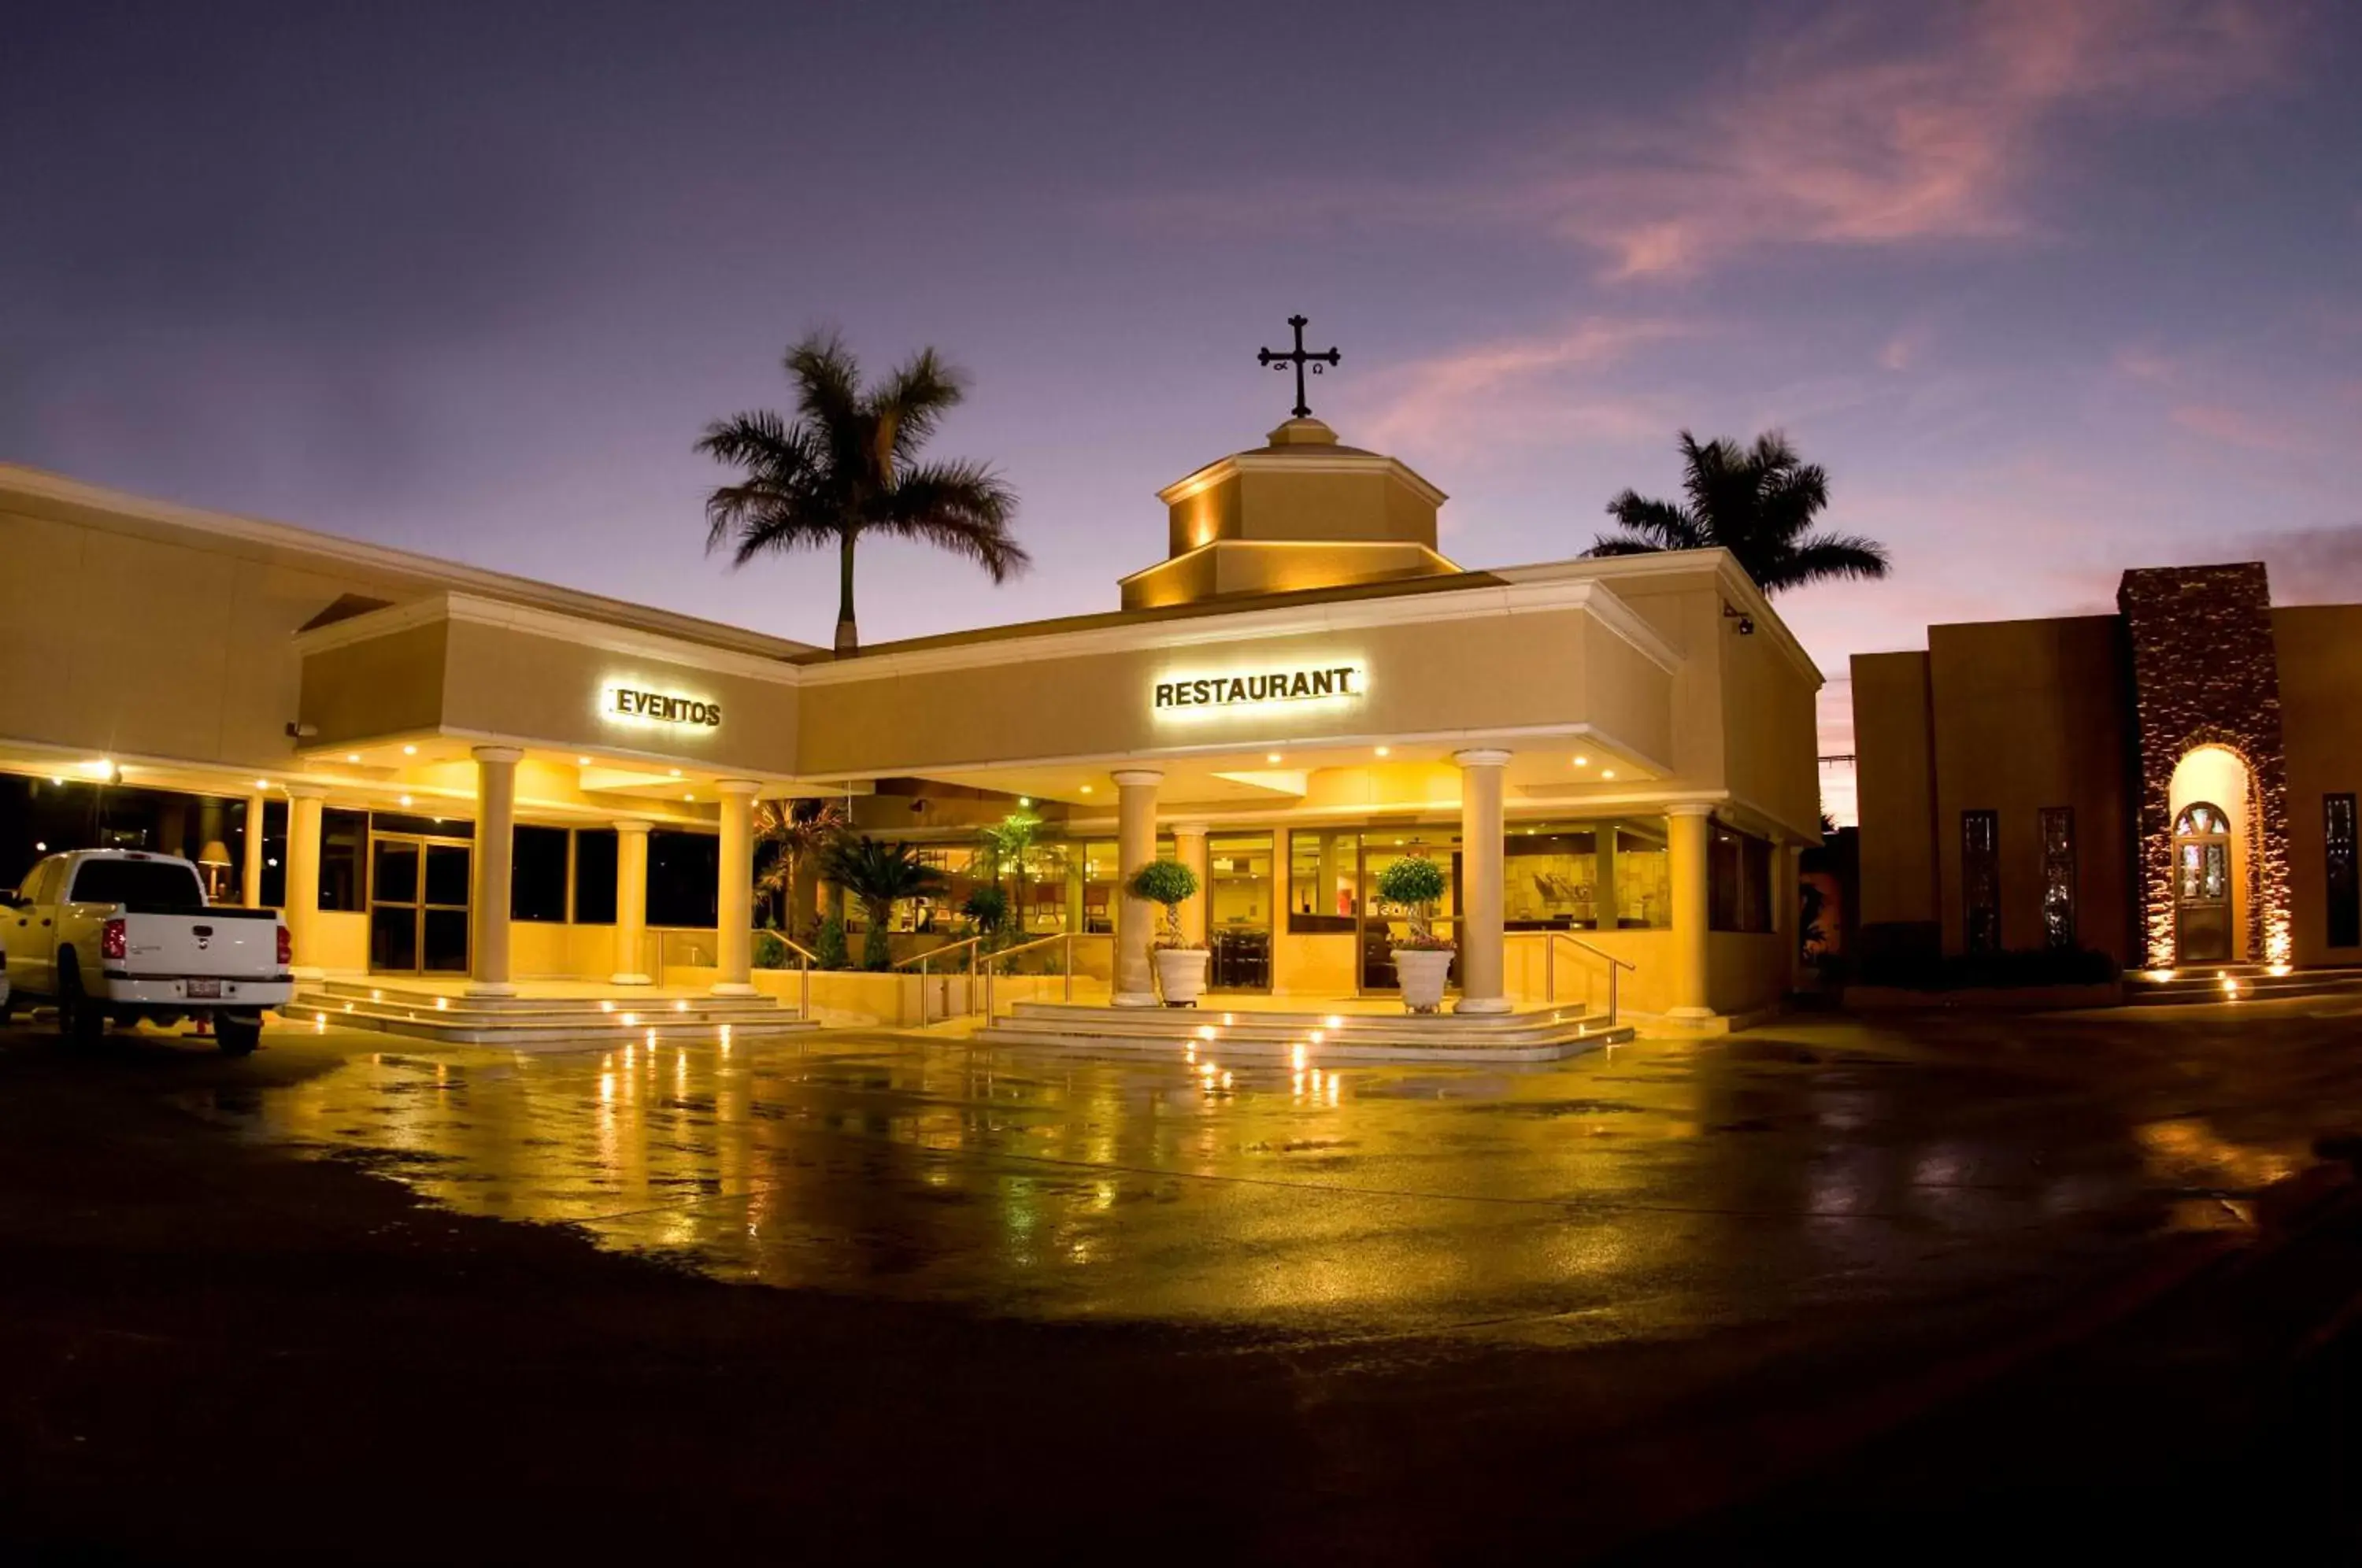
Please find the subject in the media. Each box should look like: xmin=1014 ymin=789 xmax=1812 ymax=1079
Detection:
xmin=1168 ymin=820 xmax=1209 ymax=838
xmin=1110 ymin=768 xmax=1164 ymax=787
xmin=1452 ymin=747 xmax=1513 ymax=768
xmin=1666 ymin=801 xmax=1718 ymax=819
xmin=471 ymin=745 xmax=526 ymax=765
xmin=714 ymin=778 xmax=764 ymax=797
xmin=612 ymin=817 xmax=655 ymax=835
xmin=282 ymin=782 xmax=332 ymax=801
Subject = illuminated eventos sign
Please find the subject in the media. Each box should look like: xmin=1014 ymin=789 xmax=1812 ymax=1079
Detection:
xmin=603 ymin=684 xmax=722 ymax=729
xmin=1153 ymin=664 xmax=1363 ymax=713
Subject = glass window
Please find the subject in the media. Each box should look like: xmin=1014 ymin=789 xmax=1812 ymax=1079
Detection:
xmin=1961 ymin=810 xmax=2000 ymax=953
xmin=513 ymin=825 xmax=570 ymax=923
xmin=258 ymin=801 xmax=287 ymax=908
xmin=66 ymin=856 xmax=207 ymax=908
xmin=1027 ymin=840 xmax=1074 ymax=932
xmin=1505 ymin=822 xmax=1603 ymax=930
xmin=2040 ymin=807 xmax=2076 ymax=949
xmin=1207 ymin=832 xmax=1273 ymax=991
xmin=2328 ymin=795 xmax=2358 ymax=949
xmin=647 ymin=830 xmax=719 ymax=928
xmin=1709 ymin=824 xmax=1772 ymax=934
xmin=572 ymin=830 xmax=618 ymax=925
xmin=1287 ymin=830 xmax=1360 ymax=933
xmin=320 ymin=808 xmax=366 ymax=913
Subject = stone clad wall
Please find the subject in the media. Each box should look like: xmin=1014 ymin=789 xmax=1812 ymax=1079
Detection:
xmin=2116 ymin=564 xmax=2291 ymax=967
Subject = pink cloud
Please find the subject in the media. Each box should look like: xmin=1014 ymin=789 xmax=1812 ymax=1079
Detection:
xmin=1343 ymin=316 xmax=1686 ymax=460
xmin=1544 ymin=0 xmax=2297 ymax=280
xmin=2167 ymin=401 xmax=2314 ymax=453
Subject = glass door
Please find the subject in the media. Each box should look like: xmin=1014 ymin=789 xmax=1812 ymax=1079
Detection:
xmin=1357 ymin=830 xmax=1461 ymax=994
xmin=369 ymin=833 xmax=471 ymax=974
xmin=1207 ymin=831 xmax=1274 ymax=992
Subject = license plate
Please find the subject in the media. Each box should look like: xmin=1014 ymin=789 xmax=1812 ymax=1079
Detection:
xmin=185 ymin=979 xmax=222 ymax=1000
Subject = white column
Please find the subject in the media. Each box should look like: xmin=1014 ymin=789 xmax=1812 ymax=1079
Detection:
xmin=1453 ymin=749 xmax=1513 ymax=1015
xmin=242 ymin=790 xmax=268 ymax=910
xmin=612 ymin=819 xmax=653 ymax=985
xmin=1172 ymin=822 xmax=1209 ymax=948
xmin=713 ymin=780 xmax=761 ymax=997
xmin=1111 ymin=768 xmax=1163 ymax=1007
xmin=283 ymin=784 xmax=329 ymax=978
xmin=468 ymin=745 xmax=523 ymax=997
xmin=1668 ymin=804 xmax=1715 ymax=1019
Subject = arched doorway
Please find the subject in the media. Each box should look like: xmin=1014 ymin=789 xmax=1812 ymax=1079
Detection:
xmin=2174 ymin=801 xmax=2233 ymax=963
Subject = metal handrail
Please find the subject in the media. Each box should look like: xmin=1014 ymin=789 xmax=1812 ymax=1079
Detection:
xmin=894 ymin=935 xmax=985 ymax=1026
xmin=1508 ymin=929 xmax=1636 ymax=1024
xmin=756 ymin=930 xmax=818 ymax=1022
xmin=979 ymin=930 xmax=1082 ymax=1022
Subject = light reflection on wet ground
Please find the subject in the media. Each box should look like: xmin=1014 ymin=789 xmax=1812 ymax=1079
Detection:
xmin=182 ymin=1024 xmax=2312 ymax=1342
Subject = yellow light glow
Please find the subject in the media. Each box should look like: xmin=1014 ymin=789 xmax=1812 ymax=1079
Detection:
xmin=402 ymin=745 xmax=417 ymax=756
xmin=1601 ymin=769 xmax=1617 ymax=780
xmin=254 ymin=778 xmax=270 ymax=790
xmin=1018 ymin=796 xmax=1031 ymax=808
xmin=576 ymin=756 xmax=590 ymax=765
xmin=1079 ymin=785 xmax=1094 ymax=794
xmin=81 ymin=759 xmax=116 ymax=780
xmin=398 ymin=794 xmax=413 ymax=806
xmin=675 ymin=1000 xmax=689 ymax=1012
xmin=1266 ymin=753 xmax=1283 ymax=764
xmin=620 ymin=1013 xmax=637 ymax=1027
xmin=1195 ymin=1025 xmax=1214 ymax=1040
xmin=669 ymin=768 xmax=682 ymax=778
xmin=1325 ymin=1015 xmax=1342 ymax=1029
xmin=1375 ymin=746 xmax=1390 ymax=757
xmin=2268 ymin=963 xmax=2291 ymax=977
xmin=1573 ymin=755 xmax=1590 ymax=767
xmin=435 ymin=997 xmax=448 ymax=1011
xmin=346 ymin=753 xmax=361 ymax=764
xmin=369 ymin=989 xmax=383 ymax=1001
xmin=1290 ymin=1044 xmax=1307 ymax=1069
xmin=682 ymin=793 xmax=694 ymax=802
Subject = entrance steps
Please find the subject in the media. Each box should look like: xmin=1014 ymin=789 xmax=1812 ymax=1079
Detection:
xmin=2120 ymin=963 xmax=2362 ymax=1008
xmin=972 ymin=1000 xmax=1632 ymax=1062
xmin=283 ymin=978 xmax=813 ymax=1048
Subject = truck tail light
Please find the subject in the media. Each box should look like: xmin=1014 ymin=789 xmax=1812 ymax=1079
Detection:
xmin=102 ymin=918 xmax=127 ymax=961
xmin=276 ymin=925 xmax=293 ymax=967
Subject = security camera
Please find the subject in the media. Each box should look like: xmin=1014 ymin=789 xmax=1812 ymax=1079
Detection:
xmin=910 ymin=798 xmax=929 ymax=814
xmin=285 ymin=721 xmax=319 ymax=738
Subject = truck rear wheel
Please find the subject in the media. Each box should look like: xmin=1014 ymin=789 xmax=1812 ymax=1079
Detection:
xmin=55 ymin=956 xmax=104 ymax=1048
xmin=216 ymin=1013 xmax=262 ymax=1057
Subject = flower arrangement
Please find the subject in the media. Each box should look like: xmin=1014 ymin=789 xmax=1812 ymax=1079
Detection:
xmin=1127 ymin=859 xmax=1205 ymax=949
xmin=1376 ymin=856 xmax=1454 ymax=950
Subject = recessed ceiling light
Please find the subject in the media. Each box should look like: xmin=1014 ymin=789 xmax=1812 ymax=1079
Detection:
xmin=1266 ymin=753 xmax=1283 ymax=764
xmin=669 ymin=768 xmax=682 ymax=778
xmin=1601 ymin=769 xmax=1616 ymax=780
xmin=1018 ymin=796 xmax=1031 ymax=807
xmin=398 ymin=794 xmax=413 ymax=806
xmin=1374 ymin=746 xmax=1390 ymax=758
xmin=402 ymin=744 xmax=417 ymax=756
xmin=254 ymin=778 xmax=270 ymax=790
xmin=682 ymin=793 xmax=694 ymax=802
xmin=1573 ymin=755 xmax=1590 ymax=767
xmin=345 ymin=753 xmax=361 ymax=764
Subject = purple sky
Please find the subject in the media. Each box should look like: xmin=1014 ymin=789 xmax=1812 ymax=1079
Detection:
xmin=8 ymin=2 xmax=2360 ymax=821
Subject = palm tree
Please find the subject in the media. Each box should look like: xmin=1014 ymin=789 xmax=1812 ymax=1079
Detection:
xmin=976 ymin=808 xmax=1042 ymax=935
xmin=1586 ymin=431 xmax=1890 ymax=594
xmin=753 ymin=797 xmax=846 ymax=941
xmin=698 ymin=333 xmax=1027 ymax=654
xmin=819 ymin=835 xmax=945 ymax=970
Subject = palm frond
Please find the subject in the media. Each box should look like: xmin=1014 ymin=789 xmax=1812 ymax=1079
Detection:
xmin=870 ymin=460 xmax=1028 ymax=582
xmin=1583 ymin=536 xmax=1672 ymax=559
xmin=873 ymin=347 xmax=968 ymax=471
xmin=1756 ymin=533 xmax=1892 ymax=592
xmin=1600 ymin=492 xmax=1709 ymax=550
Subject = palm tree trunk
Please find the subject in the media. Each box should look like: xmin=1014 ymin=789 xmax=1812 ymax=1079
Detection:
xmin=835 ymin=531 xmax=858 ymax=655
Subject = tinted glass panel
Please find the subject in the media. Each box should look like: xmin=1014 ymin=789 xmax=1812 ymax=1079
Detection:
xmin=1287 ymin=830 xmax=1358 ymax=934
xmin=372 ymin=839 xmax=420 ymax=905
xmin=422 ymin=908 xmax=469 ymax=972
xmin=572 ymin=830 xmax=618 ymax=925
xmin=320 ymin=808 xmax=366 ymax=913
xmin=423 ymin=844 xmax=470 ymax=907
xmin=1961 ymin=810 xmax=2000 ymax=953
xmin=371 ymin=906 xmax=418 ymax=971
xmin=648 ymin=830 xmax=719 ymax=928
xmin=2040 ymin=807 xmax=2076 ymax=949
xmin=67 ymin=858 xmax=207 ymax=908
xmin=2329 ymin=794 xmax=2358 ymax=949
xmin=513 ymin=825 xmax=569 ymax=923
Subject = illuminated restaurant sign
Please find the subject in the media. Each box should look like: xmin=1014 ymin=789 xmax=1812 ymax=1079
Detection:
xmin=1153 ymin=664 xmax=1363 ymax=713
xmin=602 ymin=684 xmax=723 ymax=728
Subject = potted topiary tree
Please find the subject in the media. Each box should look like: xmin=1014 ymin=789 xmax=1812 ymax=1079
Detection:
xmin=1377 ymin=856 xmax=1455 ymax=1013
xmin=1127 ymin=859 xmax=1208 ymax=1006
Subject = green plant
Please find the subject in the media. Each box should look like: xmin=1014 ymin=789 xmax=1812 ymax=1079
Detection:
xmin=961 ymin=885 xmax=1010 ymax=936
xmin=1375 ymin=856 xmax=1453 ymax=949
xmin=753 ymin=930 xmax=790 ymax=971
xmin=976 ymin=808 xmax=1042 ymax=925
xmin=698 ymin=334 xmax=1029 ymax=655
xmin=1586 ymin=431 xmax=1889 ymax=595
xmin=754 ymin=797 xmax=847 ymax=941
xmin=1127 ymin=858 xmax=1201 ymax=948
xmin=813 ymin=915 xmax=850 ymax=971
xmin=820 ymin=835 xmax=945 ymax=971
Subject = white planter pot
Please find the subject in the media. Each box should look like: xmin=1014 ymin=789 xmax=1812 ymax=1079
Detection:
xmin=1153 ymin=947 xmax=1211 ymax=1007
xmin=1393 ymin=948 xmax=1454 ymax=1014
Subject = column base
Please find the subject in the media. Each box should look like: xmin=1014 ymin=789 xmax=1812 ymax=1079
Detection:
xmin=1111 ymin=992 xmax=1162 ymax=1009
xmin=609 ymin=972 xmax=653 ymax=987
xmin=466 ymin=982 xmax=518 ymax=998
xmin=709 ymin=982 xmax=758 ymax=998
xmin=1453 ymin=997 xmax=1515 ymax=1015
xmin=1666 ymin=1005 xmax=1717 ymax=1021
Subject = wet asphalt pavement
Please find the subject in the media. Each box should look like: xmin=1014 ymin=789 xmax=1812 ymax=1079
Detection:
xmin=8 ymin=1003 xmax=2362 ymax=1562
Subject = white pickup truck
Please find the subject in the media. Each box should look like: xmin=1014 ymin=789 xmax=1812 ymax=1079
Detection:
xmin=2 ymin=849 xmax=291 ymax=1055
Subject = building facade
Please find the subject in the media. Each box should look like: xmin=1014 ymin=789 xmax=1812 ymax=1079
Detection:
xmin=0 ymin=414 xmax=1822 ymax=1022
xmin=1853 ymin=563 xmax=2362 ymax=974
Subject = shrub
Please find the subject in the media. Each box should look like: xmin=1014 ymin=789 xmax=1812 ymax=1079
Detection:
xmin=962 ymin=886 xmax=1011 ymax=936
xmin=1375 ymin=856 xmax=1453 ymax=949
xmin=1127 ymin=859 xmax=1201 ymax=948
xmin=813 ymin=915 xmax=850 ymax=971
xmin=753 ymin=930 xmax=790 ymax=970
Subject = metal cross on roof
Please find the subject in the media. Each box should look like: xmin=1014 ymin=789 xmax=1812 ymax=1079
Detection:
xmin=1257 ymin=314 xmax=1341 ymax=420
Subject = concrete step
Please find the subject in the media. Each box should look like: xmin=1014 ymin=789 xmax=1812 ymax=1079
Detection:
xmin=972 ymin=1000 xmax=1631 ymax=1061
xmin=302 ymin=980 xmax=790 ymax=1017
xmin=283 ymin=987 xmax=812 ymax=1048
xmin=2122 ymin=967 xmax=2362 ymax=1006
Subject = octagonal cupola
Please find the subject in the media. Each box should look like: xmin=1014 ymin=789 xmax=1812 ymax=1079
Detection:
xmin=1119 ymin=416 xmax=1458 ymax=610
